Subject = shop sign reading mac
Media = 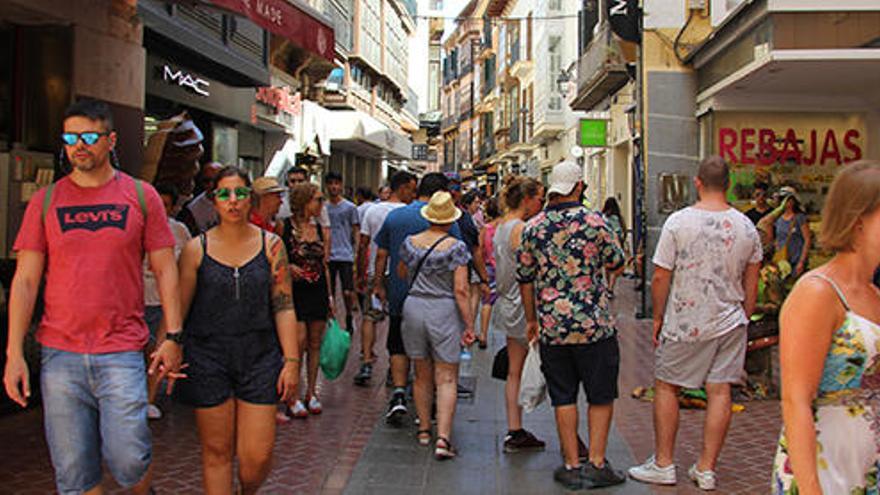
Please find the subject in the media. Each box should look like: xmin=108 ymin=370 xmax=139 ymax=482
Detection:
xmin=162 ymin=65 xmax=210 ymax=97
xmin=719 ymin=127 xmax=862 ymax=166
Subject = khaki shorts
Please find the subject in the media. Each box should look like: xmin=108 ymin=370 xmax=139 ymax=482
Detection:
xmin=654 ymin=326 xmax=747 ymax=389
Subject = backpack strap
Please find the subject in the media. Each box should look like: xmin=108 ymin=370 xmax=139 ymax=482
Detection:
xmin=133 ymin=179 xmax=147 ymax=220
xmin=41 ymin=182 xmax=56 ymax=225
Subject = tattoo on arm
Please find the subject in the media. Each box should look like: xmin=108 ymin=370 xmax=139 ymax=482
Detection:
xmin=269 ymin=236 xmax=295 ymax=313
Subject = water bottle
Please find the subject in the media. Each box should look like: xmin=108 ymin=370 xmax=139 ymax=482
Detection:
xmin=459 ymin=348 xmax=473 ymax=377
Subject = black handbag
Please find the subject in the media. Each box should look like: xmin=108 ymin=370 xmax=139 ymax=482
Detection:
xmin=491 ymin=345 xmax=509 ymax=380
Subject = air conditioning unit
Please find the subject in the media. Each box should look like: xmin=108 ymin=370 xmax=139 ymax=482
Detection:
xmin=689 ymin=0 xmax=706 ymax=10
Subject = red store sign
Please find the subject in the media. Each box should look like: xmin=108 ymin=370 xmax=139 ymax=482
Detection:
xmin=207 ymin=0 xmax=335 ymax=62
xmin=719 ymin=127 xmax=863 ymax=166
xmin=256 ymin=86 xmax=301 ymax=116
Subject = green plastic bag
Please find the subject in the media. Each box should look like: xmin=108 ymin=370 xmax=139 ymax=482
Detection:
xmin=319 ymin=319 xmax=350 ymax=380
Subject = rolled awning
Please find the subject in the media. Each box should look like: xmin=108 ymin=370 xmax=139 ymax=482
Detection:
xmin=207 ymin=0 xmax=335 ymax=62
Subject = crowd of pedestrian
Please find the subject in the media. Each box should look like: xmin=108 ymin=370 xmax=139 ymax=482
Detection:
xmin=4 ymin=98 xmax=880 ymax=493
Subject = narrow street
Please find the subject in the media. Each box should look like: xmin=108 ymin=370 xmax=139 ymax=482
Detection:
xmin=0 ymin=280 xmax=781 ymax=494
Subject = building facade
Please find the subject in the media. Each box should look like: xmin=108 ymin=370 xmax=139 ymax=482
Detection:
xmin=569 ymin=0 xmax=880 ymax=310
xmin=317 ymin=0 xmax=418 ymax=189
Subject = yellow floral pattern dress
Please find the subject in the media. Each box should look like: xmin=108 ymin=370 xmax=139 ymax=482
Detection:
xmin=772 ymin=274 xmax=880 ymax=494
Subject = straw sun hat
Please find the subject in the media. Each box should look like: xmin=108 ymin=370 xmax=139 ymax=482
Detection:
xmin=421 ymin=191 xmax=462 ymax=225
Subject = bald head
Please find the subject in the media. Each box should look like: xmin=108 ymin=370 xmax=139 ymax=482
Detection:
xmin=697 ymin=156 xmax=730 ymax=192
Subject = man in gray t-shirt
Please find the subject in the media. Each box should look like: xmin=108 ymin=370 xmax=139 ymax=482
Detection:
xmin=629 ymin=156 xmax=761 ymax=491
xmin=325 ymin=172 xmax=359 ymax=332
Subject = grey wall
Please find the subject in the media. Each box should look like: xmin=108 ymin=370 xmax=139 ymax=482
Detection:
xmin=644 ymin=71 xmax=700 ymax=304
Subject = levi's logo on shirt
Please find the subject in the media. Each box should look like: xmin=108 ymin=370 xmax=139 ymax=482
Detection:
xmin=57 ymin=204 xmax=129 ymax=232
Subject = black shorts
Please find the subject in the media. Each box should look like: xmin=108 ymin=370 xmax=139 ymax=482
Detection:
xmin=387 ymin=314 xmax=406 ymax=356
xmin=293 ymin=276 xmax=330 ymax=322
xmin=178 ymin=331 xmax=282 ymax=408
xmin=539 ymin=337 xmax=620 ymax=407
xmin=329 ymin=261 xmax=355 ymax=293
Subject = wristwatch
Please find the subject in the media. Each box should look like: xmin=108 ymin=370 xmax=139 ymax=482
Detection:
xmin=165 ymin=331 xmax=184 ymax=345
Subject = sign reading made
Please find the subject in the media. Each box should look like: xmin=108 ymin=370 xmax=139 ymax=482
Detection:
xmin=579 ymin=119 xmax=607 ymax=148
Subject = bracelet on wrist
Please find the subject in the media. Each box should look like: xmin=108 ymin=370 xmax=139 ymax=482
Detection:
xmin=284 ymin=356 xmax=301 ymax=363
xmin=165 ymin=331 xmax=184 ymax=344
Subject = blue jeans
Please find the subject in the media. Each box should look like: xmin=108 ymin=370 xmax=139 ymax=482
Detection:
xmin=40 ymin=347 xmax=152 ymax=494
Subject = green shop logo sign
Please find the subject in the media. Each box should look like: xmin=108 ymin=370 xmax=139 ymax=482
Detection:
xmin=579 ymin=119 xmax=607 ymax=148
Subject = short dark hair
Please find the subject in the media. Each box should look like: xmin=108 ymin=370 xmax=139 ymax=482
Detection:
xmin=461 ymin=190 xmax=480 ymax=207
xmin=417 ymin=172 xmax=449 ymax=198
xmin=697 ymin=156 xmax=730 ymax=191
xmin=356 ymin=186 xmax=374 ymax=200
xmin=754 ymin=181 xmax=769 ymax=192
xmin=154 ymin=182 xmax=179 ymax=206
xmin=324 ymin=171 xmax=343 ymax=183
xmin=390 ymin=171 xmax=417 ymax=191
xmin=484 ymin=197 xmax=501 ymax=219
xmin=64 ymin=99 xmax=114 ymax=130
xmin=288 ymin=166 xmax=307 ymax=177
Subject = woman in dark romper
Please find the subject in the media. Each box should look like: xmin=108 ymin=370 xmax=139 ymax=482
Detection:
xmin=281 ymin=182 xmax=334 ymax=418
xmin=176 ymin=166 xmax=300 ymax=494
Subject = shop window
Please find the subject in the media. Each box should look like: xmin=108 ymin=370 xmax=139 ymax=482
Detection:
xmin=212 ymin=122 xmax=238 ymax=166
xmin=18 ymin=26 xmax=73 ymax=152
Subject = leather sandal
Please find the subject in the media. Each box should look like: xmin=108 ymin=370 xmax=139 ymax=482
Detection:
xmin=416 ymin=429 xmax=432 ymax=446
xmin=434 ymin=436 xmax=457 ymax=460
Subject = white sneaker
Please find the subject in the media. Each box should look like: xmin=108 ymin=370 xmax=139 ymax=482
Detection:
xmin=688 ymin=464 xmax=717 ymax=491
xmin=307 ymin=396 xmax=323 ymax=415
xmin=146 ymin=404 xmax=162 ymax=420
xmin=628 ymin=455 xmax=676 ymax=485
xmin=290 ymin=400 xmax=309 ymax=418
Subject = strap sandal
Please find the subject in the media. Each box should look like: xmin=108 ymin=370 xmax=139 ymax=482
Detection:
xmin=416 ymin=429 xmax=432 ymax=446
xmin=434 ymin=436 xmax=457 ymax=460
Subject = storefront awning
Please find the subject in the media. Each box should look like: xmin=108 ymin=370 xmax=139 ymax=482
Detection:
xmin=697 ymin=49 xmax=880 ymax=114
xmin=205 ymin=0 xmax=335 ymax=62
xmin=327 ymin=111 xmax=414 ymax=161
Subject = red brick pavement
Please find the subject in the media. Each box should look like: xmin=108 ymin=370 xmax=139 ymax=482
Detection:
xmin=613 ymin=281 xmax=782 ymax=494
xmin=0 ymin=318 xmax=391 ymax=495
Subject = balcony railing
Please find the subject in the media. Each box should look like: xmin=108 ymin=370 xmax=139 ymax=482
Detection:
xmin=572 ymin=22 xmax=630 ymax=111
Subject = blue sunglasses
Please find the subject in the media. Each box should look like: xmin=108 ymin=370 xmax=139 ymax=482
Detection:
xmin=61 ymin=132 xmax=110 ymax=146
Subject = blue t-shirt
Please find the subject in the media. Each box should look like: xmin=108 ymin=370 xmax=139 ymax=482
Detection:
xmin=374 ymin=200 xmax=461 ymax=315
xmin=327 ymin=199 xmax=359 ymax=262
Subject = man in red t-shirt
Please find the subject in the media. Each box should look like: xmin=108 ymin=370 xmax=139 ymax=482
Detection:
xmin=3 ymin=99 xmax=184 ymax=495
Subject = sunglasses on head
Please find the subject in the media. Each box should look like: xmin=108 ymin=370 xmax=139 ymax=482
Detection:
xmin=212 ymin=187 xmax=252 ymax=202
xmin=61 ymin=132 xmax=110 ymax=146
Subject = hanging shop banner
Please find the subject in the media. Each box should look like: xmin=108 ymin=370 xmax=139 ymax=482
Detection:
xmin=714 ymin=111 xmax=866 ymax=209
xmin=608 ymin=0 xmax=641 ymax=43
xmin=579 ymin=119 xmax=608 ymax=148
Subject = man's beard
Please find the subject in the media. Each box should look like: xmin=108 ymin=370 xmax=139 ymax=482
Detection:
xmin=71 ymin=158 xmax=98 ymax=171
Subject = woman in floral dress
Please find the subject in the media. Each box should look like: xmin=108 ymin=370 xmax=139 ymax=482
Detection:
xmin=774 ymin=161 xmax=880 ymax=494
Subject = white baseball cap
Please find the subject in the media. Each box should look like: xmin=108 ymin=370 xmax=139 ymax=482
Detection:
xmin=547 ymin=161 xmax=583 ymax=196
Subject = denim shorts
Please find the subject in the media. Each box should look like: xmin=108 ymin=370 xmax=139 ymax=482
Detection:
xmin=40 ymin=347 xmax=151 ymax=494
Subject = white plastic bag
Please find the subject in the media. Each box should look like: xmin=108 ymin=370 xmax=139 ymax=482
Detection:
xmin=518 ymin=341 xmax=546 ymax=413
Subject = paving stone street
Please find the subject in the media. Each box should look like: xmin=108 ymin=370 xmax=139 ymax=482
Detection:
xmin=0 ymin=281 xmax=782 ymax=494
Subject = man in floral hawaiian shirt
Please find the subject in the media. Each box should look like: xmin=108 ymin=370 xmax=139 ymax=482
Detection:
xmin=517 ymin=161 xmax=626 ymax=490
